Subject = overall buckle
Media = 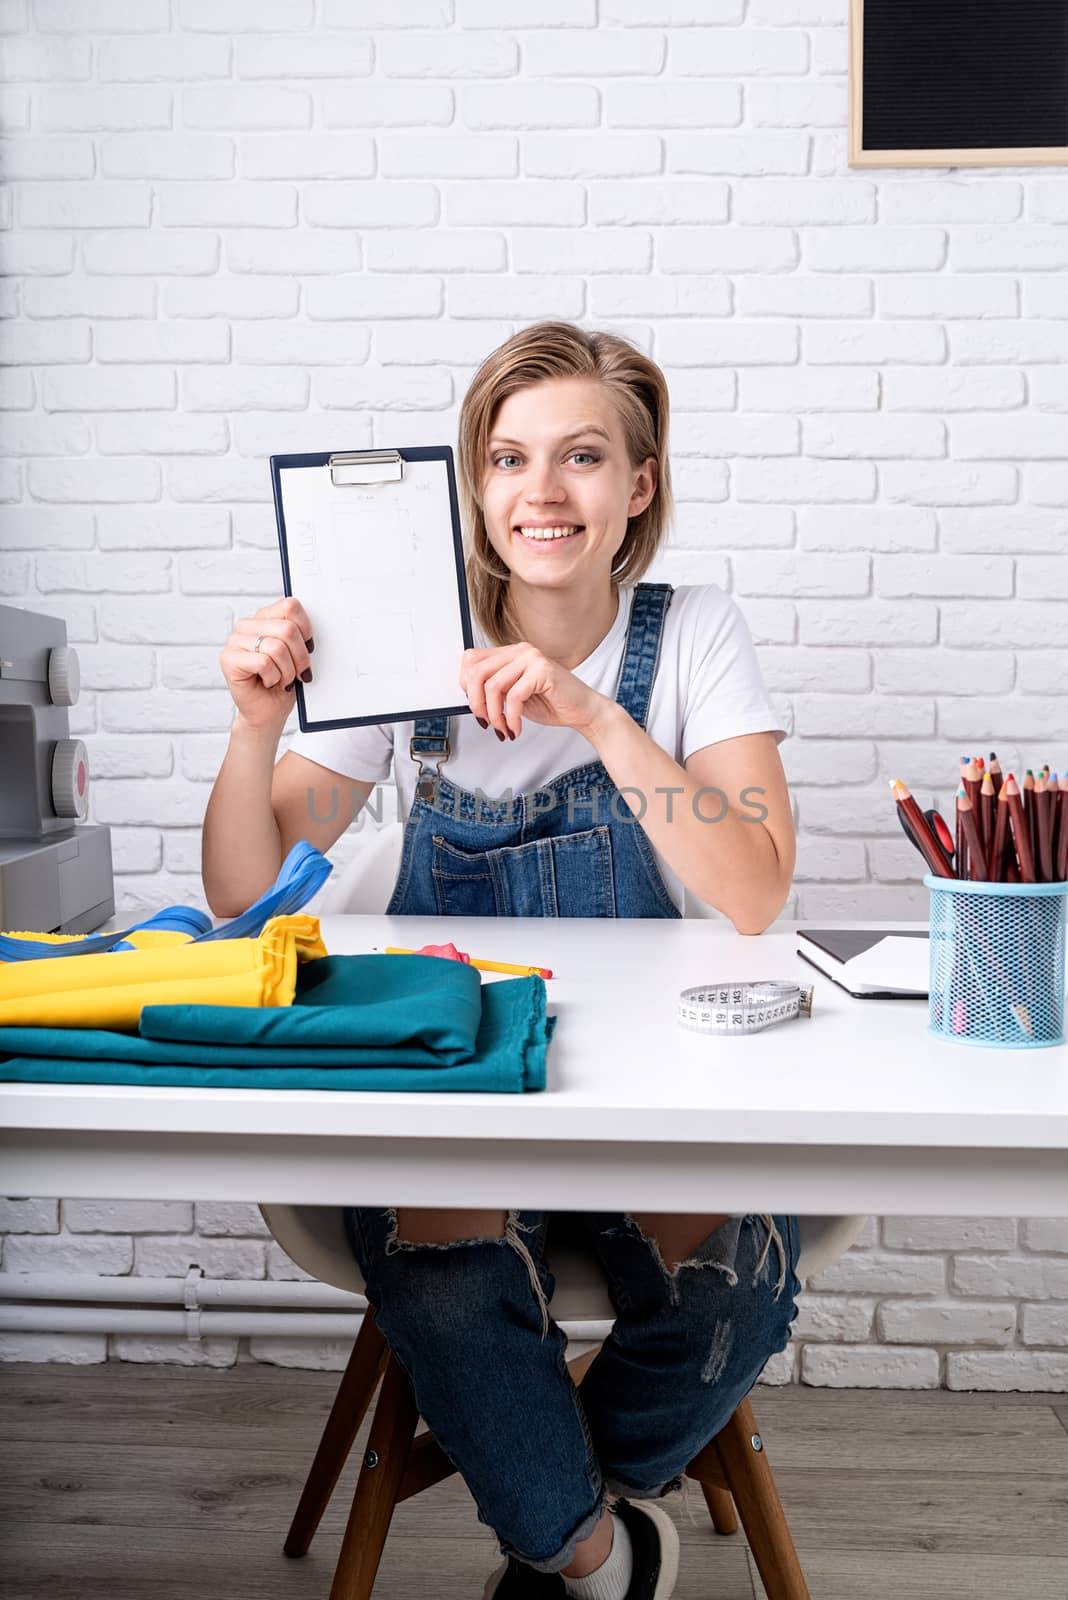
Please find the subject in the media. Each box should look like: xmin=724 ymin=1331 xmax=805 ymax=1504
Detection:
xmin=409 ymin=735 xmax=450 ymax=802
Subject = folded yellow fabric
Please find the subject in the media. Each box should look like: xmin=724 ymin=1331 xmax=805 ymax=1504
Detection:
xmin=0 ymin=915 xmax=328 ymax=1031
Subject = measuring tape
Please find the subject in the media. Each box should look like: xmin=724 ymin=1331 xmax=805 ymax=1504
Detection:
xmin=677 ymin=980 xmax=814 ymax=1037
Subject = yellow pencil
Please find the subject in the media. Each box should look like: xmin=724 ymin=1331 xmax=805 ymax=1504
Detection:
xmin=382 ymin=946 xmax=553 ymax=979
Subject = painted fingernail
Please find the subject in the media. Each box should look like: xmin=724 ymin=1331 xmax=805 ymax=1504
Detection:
xmin=305 ymin=637 xmax=314 ymax=653
xmin=476 ymin=716 xmax=489 ymax=729
xmin=495 ymin=729 xmax=506 ymax=742
xmin=506 ymin=729 xmax=516 ymax=740
xmin=285 ymin=681 xmax=295 ymax=692
xmin=301 ymin=668 xmax=313 ymax=683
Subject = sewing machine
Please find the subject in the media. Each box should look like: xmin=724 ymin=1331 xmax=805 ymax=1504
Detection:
xmin=0 ymin=603 xmax=114 ymax=934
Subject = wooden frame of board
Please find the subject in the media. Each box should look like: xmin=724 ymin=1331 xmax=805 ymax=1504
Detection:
xmin=849 ymin=0 xmax=1068 ymax=169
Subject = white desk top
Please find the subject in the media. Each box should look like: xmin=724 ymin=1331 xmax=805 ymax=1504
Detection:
xmin=2 ymin=916 xmax=1066 ymax=1213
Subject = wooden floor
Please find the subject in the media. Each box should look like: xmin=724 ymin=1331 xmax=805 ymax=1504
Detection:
xmin=1 ymin=1362 xmax=1066 ymax=1600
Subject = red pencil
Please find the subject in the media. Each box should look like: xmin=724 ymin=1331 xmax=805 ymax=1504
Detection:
xmin=1056 ymin=773 xmax=1068 ymax=883
xmin=979 ymin=771 xmax=996 ymax=855
xmin=956 ymin=787 xmax=988 ymax=882
xmin=957 ymin=755 xmax=971 ymax=879
xmin=988 ymin=782 xmax=1011 ymax=883
xmin=1023 ymin=770 xmax=1037 ymax=870
xmin=1034 ymin=774 xmax=1054 ymax=883
xmin=988 ymin=751 xmax=1004 ymax=799
xmin=890 ymin=779 xmax=955 ymax=879
xmin=1004 ymin=774 xmax=1037 ymax=884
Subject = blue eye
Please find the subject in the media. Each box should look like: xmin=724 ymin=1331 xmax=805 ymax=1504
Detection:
xmin=491 ymin=451 xmax=601 ymax=469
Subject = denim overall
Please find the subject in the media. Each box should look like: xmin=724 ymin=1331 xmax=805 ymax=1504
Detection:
xmin=384 ymin=581 xmax=681 ymax=921
xmin=345 ymin=581 xmax=802 ymax=1574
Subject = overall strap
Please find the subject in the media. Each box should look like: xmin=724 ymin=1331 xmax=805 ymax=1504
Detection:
xmin=612 ymin=583 xmax=673 ymax=731
xmin=410 ymin=716 xmax=450 ymax=801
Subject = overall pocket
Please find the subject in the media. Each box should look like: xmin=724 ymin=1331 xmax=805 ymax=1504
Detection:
xmin=432 ymin=826 xmax=616 ymax=918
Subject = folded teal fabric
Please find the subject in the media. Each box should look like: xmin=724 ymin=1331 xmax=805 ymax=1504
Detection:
xmin=144 ymin=955 xmax=486 ymax=1063
xmin=0 ymin=954 xmax=552 ymax=1093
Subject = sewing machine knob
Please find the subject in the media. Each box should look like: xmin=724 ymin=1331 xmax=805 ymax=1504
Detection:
xmin=51 ymin=739 xmax=90 ymax=821
xmin=47 ymin=645 xmax=81 ymax=707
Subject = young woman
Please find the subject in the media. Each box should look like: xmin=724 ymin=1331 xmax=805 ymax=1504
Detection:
xmin=204 ymin=322 xmax=800 ymax=1600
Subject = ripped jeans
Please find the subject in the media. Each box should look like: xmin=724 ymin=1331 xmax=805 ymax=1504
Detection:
xmin=343 ymin=1208 xmax=802 ymax=1575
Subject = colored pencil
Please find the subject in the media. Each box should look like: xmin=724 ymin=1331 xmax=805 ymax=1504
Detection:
xmin=988 ymin=752 xmax=1003 ymax=799
xmin=890 ymin=780 xmax=955 ymax=879
xmin=957 ymin=756 xmax=971 ymax=879
xmin=1057 ymin=773 xmax=1068 ymax=883
xmin=1023 ymin=770 xmax=1037 ymax=869
xmin=1034 ymin=774 xmax=1054 ymax=883
xmin=956 ymin=788 xmax=988 ymax=882
xmin=382 ymin=946 xmax=553 ymax=979
xmin=988 ymin=782 xmax=1011 ymax=883
xmin=979 ymin=771 xmax=996 ymax=855
xmin=1004 ymin=774 xmax=1037 ymax=884
xmin=963 ymin=756 xmax=982 ymax=813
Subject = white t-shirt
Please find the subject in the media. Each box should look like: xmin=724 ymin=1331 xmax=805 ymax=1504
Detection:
xmin=288 ymin=584 xmax=785 ymax=914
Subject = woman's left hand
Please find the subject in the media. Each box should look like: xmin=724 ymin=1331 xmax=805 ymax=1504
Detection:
xmin=459 ymin=644 xmax=612 ymax=740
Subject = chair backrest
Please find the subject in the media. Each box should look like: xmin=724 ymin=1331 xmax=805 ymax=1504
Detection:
xmin=260 ymin=1203 xmax=868 ymax=1298
xmin=261 ymin=1202 xmax=365 ymax=1293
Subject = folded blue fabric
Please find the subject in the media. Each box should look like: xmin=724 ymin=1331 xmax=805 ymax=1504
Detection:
xmin=0 ymin=954 xmax=552 ymax=1093
xmin=0 ymin=839 xmax=331 ymax=961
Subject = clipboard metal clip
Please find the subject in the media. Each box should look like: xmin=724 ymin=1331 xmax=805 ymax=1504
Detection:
xmin=329 ymin=449 xmax=404 ymax=488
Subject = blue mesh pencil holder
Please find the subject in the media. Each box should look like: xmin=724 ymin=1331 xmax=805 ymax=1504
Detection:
xmin=925 ymin=875 xmax=1068 ymax=1049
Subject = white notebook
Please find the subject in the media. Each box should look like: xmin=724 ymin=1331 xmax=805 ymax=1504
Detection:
xmin=797 ymin=928 xmax=930 ymax=998
xmin=270 ymin=446 xmax=473 ymax=732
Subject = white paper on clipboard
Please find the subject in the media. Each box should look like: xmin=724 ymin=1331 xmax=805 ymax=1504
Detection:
xmin=272 ymin=448 xmax=472 ymax=730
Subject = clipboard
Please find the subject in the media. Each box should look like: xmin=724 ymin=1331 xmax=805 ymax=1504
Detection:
xmin=270 ymin=446 xmax=475 ymax=733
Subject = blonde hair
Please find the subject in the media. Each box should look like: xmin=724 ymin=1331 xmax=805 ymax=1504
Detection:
xmin=456 ymin=321 xmax=673 ymax=645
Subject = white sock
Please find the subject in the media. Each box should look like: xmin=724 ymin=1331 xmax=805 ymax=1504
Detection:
xmin=562 ymin=1511 xmax=633 ymax=1600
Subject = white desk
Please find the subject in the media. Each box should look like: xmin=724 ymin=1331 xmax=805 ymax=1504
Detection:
xmin=1 ymin=916 xmax=1066 ymax=1215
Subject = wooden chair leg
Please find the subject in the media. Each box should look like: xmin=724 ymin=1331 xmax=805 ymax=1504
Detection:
xmin=699 ymin=1478 xmax=739 ymax=1536
xmin=284 ymin=1307 xmax=390 ymax=1558
xmin=566 ymin=1347 xmax=598 ymax=1386
xmin=328 ymin=1350 xmax=421 ymax=1600
xmin=711 ymin=1396 xmax=810 ymax=1600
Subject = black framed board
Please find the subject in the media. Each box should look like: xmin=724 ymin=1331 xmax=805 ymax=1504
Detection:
xmin=850 ymin=0 xmax=1068 ymax=168
xmin=270 ymin=446 xmax=474 ymax=734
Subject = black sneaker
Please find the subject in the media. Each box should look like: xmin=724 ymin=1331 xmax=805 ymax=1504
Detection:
xmin=611 ymin=1497 xmax=680 ymax=1600
xmin=482 ymin=1555 xmax=566 ymax=1598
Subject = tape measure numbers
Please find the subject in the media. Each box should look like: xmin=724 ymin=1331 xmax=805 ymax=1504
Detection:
xmin=677 ymin=980 xmax=814 ymax=1037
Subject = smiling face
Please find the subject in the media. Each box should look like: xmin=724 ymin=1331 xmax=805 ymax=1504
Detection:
xmin=480 ymin=376 xmax=657 ymax=597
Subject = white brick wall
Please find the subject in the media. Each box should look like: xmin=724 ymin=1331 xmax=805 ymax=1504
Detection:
xmin=1 ymin=5 xmax=1066 ymax=1380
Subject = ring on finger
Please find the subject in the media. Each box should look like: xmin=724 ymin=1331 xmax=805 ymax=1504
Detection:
xmin=253 ymin=634 xmax=265 ymax=654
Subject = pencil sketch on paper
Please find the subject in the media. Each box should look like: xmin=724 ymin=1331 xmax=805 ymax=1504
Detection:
xmin=327 ymin=504 xmax=420 ymax=586
xmin=289 ymin=520 xmax=321 ymax=579
xmin=347 ymin=612 xmax=415 ymax=679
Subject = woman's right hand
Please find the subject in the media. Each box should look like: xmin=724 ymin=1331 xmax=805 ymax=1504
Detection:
xmin=219 ymin=596 xmax=315 ymax=732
